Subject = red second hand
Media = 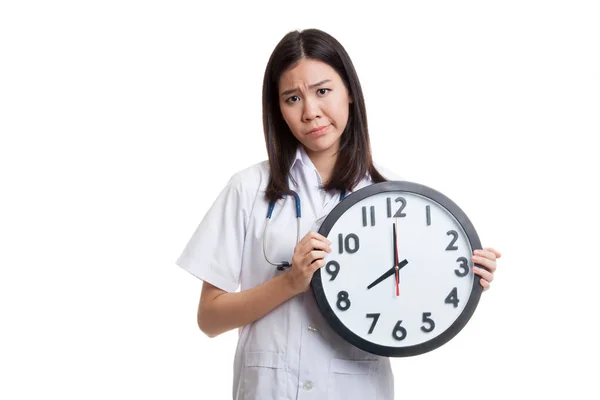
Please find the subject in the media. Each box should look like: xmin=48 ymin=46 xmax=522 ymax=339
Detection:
xmin=395 ymin=218 xmax=400 ymax=296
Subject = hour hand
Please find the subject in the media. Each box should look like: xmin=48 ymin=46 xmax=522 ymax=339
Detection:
xmin=367 ymin=260 xmax=408 ymax=290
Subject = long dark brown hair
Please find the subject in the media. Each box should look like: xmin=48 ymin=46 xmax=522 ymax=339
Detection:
xmin=262 ymin=28 xmax=387 ymax=203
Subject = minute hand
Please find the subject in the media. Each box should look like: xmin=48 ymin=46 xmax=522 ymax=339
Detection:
xmin=367 ymin=260 xmax=408 ymax=290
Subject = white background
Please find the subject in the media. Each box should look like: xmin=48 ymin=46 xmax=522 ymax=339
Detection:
xmin=1 ymin=1 xmax=599 ymax=399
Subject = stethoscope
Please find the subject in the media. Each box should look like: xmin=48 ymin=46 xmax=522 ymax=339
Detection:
xmin=263 ymin=188 xmax=346 ymax=270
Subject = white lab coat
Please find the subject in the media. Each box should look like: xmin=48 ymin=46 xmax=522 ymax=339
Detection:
xmin=176 ymin=145 xmax=404 ymax=400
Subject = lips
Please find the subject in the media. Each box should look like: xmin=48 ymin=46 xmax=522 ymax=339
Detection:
xmin=307 ymin=125 xmax=330 ymax=136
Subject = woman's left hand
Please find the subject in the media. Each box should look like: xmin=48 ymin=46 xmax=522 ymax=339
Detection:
xmin=472 ymin=247 xmax=501 ymax=292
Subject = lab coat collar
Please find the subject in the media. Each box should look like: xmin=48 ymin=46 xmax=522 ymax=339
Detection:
xmin=289 ymin=145 xmax=373 ymax=197
xmin=290 ymin=145 xmax=313 ymax=171
xmin=289 ymin=145 xmax=320 ymax=188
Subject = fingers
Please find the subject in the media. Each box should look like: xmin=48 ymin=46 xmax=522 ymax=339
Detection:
xmin=479 ymin=278 xmax=491 ymax=291
xmin=484 ymin=247 xmax=502 ymax=259
xmin=473 ymin=265 xmax=494 ymax=283
xmin=297 ymin=232 xmax=332 ymax=256
xmin=472 ymin=251 xmax=497 ymax=273
xmin=292 ymin=231 xmax=332 ymax=271
xmin=306 ymin=250 xmax=329 ymax=264
xmin=474 ymin=267 xmax=493 ymax=292
xmin=473 ymin=247 xmax=499 ymax=293
xmin=474 ymin=248 xmax=496 ymax=261
xmin=309 ymin=239 xmax=332 ymax=253
xmin=308 ymin=258 xmax=326 ymax=273
xmin=300 ymin=231 xmax=330 ymax=245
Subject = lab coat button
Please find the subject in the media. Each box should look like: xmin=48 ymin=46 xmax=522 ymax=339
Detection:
xmin=303 ymin=381 xmax=313 ymax=390
xmin=307 ymin=326 xmax=318 ymax=333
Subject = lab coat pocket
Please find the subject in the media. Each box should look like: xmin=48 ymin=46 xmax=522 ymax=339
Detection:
xmin=328 ymin=358 xmax=379 ymax=400
xmin=242 ymin=352 xmax=287 ymax=400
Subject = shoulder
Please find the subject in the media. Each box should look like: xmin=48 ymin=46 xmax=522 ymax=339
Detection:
xmin=223 ymin=160 xmax=270 ymax=203
xmin=227 ymin=160 xmax=269 ymax=188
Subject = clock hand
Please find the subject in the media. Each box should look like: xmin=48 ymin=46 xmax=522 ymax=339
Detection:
xmin=367 ymin=259 xmax=408 ymax=290
xmin=394 ymin=222 xmax=399 ymax=296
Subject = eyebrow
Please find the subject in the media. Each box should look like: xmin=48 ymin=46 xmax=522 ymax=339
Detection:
xmin=280 ymin=79 xmax=332 ymax=97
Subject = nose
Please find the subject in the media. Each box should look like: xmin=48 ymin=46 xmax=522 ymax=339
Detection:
xmin=302 ymin=97 xmax=321 ymax=122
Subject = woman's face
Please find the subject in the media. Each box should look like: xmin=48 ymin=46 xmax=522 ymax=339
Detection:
xmin=278 ymin=58 xmax=352 ymax=159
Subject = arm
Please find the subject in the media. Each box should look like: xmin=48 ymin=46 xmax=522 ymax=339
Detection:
xmin=197 ymin=231 xmax=332 ymax=337
xmin=198 ymin=274 xmax=298 ymax=338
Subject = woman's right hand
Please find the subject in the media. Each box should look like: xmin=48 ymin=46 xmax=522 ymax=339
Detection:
xmin=286 ymin=231 xmax=332 ymax=295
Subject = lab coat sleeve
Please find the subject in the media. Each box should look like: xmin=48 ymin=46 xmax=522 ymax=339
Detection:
xmin=175 ymin=173 xmax=248 ymax=293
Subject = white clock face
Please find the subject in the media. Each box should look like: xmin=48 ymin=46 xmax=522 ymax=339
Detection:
xmin=318 ymin=189 xmax=476 ymax=351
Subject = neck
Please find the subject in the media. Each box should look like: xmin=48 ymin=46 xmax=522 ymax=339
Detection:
xmin=304 ymin=146 xmax=338 ymax=185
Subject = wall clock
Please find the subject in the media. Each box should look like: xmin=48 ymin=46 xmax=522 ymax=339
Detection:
xmin=311 ymin=181 xmax=484 ymax=357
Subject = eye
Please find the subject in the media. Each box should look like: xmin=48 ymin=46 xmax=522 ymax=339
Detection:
xmin=286 ymin=95 xmax=300 ymax=104
xmin=317 ymin=88 xmax=331 ymax=96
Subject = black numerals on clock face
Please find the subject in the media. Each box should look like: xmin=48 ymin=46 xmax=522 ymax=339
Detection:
xmin=362 ymin=206 xmax=376 ymax=227
xmin=455 ymin=257 xmax=469 ymax=277
xmin=336 ymin=291 xmax=351 ymax=311
xmin=366 ymin=313 xmax=380 ymax=334
xmin=446 ymin=230 xmax=459 ymax=251
xmin=361 ymin=197 xmax=437 ymax=227
xmin=364 ymin=313 xmax=437 ymax=338
xmin=362 ymin=197 xmax=408 ymax=226
xmin=445 ymin=287 xmax=459 ymax=308
xmin=338 ymin=233 xmax=359 ymax=254
xmin=387 ymin=197 xmax=407 ymax=218
xmin=392 ymin=320 xmax=407 ymax=340
xmin=325 ymin=261 xmax=340 ymax=281
xmin=421 ymin=312 xmax=435 ymax=333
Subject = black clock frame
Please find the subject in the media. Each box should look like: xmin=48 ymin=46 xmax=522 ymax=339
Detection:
xmin=311 ymin=180 xmax=484 ymax=357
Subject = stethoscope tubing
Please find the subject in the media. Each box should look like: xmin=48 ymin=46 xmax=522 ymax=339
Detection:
xmin=263 ymin=189 xmax=345 ymax=271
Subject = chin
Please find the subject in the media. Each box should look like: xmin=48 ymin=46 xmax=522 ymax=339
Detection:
xmin=303 ymin=137 xmax=341 ymax=155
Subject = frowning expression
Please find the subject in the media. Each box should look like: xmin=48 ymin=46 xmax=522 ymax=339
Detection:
xmin=278 ymin=58 xmax=353 ymax=158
